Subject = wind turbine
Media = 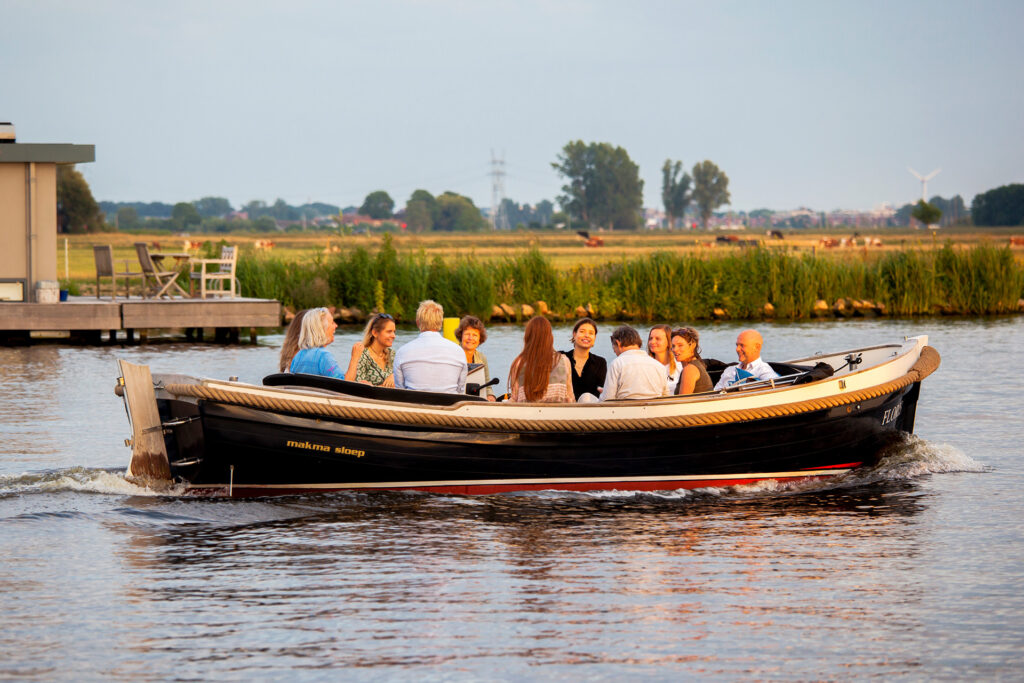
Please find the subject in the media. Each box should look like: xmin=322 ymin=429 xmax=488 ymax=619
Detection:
xmin=908 ymin=167 xmax=941 ymax=202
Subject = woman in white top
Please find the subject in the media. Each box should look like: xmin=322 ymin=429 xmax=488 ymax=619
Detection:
xmin=647 ymin=323 xmax=680 ymax=393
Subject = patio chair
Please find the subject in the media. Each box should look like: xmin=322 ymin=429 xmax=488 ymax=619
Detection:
xmin=190 ymin=245 xmax=239 ymax=298
xmin=93 ymin=245 xmax=141 ymax=299
xmin=134 ymin=242 xmax=182 ymax=299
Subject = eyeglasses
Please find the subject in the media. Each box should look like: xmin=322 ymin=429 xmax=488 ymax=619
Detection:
xmin=375 ymin=313 xmax=394 ymax=320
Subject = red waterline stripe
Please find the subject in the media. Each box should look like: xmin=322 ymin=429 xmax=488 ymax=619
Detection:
xmin=801 ymin=462 xmax=862 ymax=470
xmin=214 ymin=473 xmax=842 ymax=498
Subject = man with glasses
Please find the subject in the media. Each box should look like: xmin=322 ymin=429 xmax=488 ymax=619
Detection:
xmin=394 ymin=300 xmax=468 ymax=394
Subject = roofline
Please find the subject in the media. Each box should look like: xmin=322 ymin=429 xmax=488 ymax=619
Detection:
xmin=0 ymin=144 xmax=95 ymax=164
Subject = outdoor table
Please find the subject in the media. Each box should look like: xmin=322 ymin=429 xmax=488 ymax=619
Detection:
xmin=150 ymin=252 xmax=192 ymax=297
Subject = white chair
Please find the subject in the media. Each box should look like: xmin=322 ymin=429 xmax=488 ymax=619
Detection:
xmin=190 ymin=245 xmax=239 ymax=298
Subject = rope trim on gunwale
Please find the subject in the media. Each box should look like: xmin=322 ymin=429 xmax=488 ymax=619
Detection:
xmin=164 ymin=346 xmax=940 ymax=433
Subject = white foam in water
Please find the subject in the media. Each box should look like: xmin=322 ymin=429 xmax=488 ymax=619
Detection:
xmin=0 ymin=467 xmax=183 ymax=497
xmin=869 ymin=435 xmax=986 ymax=479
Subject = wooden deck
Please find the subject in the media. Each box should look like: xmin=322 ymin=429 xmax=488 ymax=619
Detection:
xmin=0 ymin=295 xmax=281 ymax=343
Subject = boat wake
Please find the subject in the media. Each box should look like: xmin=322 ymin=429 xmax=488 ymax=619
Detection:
xmin=551 ymin=434 xmax=985 ymax=502
xmin=0 ymin=467 xmax=184 ymax=498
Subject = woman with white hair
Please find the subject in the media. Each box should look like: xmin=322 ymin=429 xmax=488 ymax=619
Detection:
xmin=288 ymin=307 xmax=345 ymax=378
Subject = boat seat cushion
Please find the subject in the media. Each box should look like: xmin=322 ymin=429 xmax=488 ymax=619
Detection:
xmin=262 ymin=373 xmax=488 ymax=406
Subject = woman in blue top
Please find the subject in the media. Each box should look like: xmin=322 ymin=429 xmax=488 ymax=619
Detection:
xmin=289 ymin=307 xmax=344 ymax=378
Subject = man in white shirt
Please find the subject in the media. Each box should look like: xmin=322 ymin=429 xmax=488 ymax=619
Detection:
xmin=599 ymin=325 xmax=668 ymax=401
xmin=394 ymin=300 xmax=468 ymax=393
xmin=714 ymin=328 xmax=779 ymax=390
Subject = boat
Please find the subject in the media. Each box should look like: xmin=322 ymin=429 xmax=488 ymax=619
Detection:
xmin=116 ymin=335 xmax=939 ymax=497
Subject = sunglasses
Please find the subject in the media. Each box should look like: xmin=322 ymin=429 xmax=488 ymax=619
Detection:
xmin=375 ymin=313 xmax=394 ymax=320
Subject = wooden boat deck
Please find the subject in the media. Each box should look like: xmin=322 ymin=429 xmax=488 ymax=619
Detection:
xmin=0 ymin=295 xmax=281 ymax=343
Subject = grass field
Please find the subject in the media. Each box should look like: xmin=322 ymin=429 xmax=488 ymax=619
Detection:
xmin=57 ymin=226 xmax=1024 ymax=283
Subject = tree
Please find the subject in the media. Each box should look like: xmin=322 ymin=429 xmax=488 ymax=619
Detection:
xmin=360 ymin=190 xmax=395 ymax=219
xmin=172 ymin=201 xmax=202 ymax=229
xmin=433 ymin=192 xmax=486 ymax=231
xmin=116 ymin=206 xmax=140 ymax=230
xmin=552 ymin=140 xmax=644 ymax=230
xmin=691 ymin=160 xmax=731 ymax=229
xmin=971 ymin=184 xmax=1024 ymax=226
xmin=911 ymin=200 xmax=942 ymax=227
xmin=57 ymin=165 xmax=105 ymax=233
xmin=661 ymin=159 xmax=692 ymax=229
xmin=405 ymin=189 xmax=436 ymax=231
xmin=193 ymin=196 xmax=233 ymax=218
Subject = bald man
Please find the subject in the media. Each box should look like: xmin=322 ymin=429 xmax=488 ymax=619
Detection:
xmin=714 ymin=329 xmax=779 ymax=390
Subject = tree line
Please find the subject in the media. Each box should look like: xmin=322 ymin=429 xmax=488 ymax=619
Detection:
xmin=57 ymin=148 xmax=1024 ymax=236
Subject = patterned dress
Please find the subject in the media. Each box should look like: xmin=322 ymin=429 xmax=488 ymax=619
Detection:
xmin=355 ymin=346 xmax=395 ymax=386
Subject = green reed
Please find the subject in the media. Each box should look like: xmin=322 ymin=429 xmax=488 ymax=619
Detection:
xmin=236 ymin=240 xmax=1024 ymax=321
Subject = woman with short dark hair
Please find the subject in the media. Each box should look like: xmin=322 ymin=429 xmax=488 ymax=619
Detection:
xmin=561 ymin=317 xmax=607 ymax=400
xmin=507 ymin=317 xmax=574 ymax=403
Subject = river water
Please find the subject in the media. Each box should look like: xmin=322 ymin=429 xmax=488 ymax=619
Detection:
xmin=1 ymin=318 xmax=1021 ymax=680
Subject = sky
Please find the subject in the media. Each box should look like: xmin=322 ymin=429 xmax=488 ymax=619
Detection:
xmin=2 ymin=0 xmax=1022 ymax=214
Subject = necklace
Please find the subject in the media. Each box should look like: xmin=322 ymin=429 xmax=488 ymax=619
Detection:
xmin=370 ymin=344 xmax=388 ymax=366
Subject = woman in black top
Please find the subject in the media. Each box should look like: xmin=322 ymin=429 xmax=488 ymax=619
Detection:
xmin=561 ymin=317 xmax=608 ymax=400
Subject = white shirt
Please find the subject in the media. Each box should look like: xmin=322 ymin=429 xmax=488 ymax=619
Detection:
xmin=714 ymin=356 xmax=779 ymax=390
xmin=394 ymin=330 xmax=468 ymax=394
xmin=600 ymin=349 xmax=668 ymax=401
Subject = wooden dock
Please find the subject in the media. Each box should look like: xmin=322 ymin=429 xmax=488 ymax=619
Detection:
xmin=0 ymin=296 xmax=281 ymax=344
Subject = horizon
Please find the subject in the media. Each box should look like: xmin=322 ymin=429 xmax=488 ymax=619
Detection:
xmin=4 ymin=1 xmax=1022 ymax=213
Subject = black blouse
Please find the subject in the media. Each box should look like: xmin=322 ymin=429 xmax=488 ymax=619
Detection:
xmin=561 ymin=350 xmax=608 ymax=400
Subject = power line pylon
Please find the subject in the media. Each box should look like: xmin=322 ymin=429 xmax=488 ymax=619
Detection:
xmin=490 ymin=150 xmax=510 ymax=230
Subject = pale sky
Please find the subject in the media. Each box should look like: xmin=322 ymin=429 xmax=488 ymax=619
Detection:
xmin=3 ymin=0 xmax=1022 ymax=213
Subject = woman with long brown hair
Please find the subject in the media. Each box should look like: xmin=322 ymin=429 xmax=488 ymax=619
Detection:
xmin=278 ymin=309 xmax=308 ymax=372
xmin=507 ymin=317 xmax=575 ymax=403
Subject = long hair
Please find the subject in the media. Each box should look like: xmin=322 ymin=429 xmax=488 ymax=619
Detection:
xmin=279 ymin=309 xmax=308 ymax=372
xmin=361 ymin=313 xmax=394 ymax=348
xmin=671 ymin=326 xmax=703 ymax=361
xmin=509 ymin=316 xmax=558 ymax=401
xmin=297 ymin=307 xmax=331 ymax=349
xmin=647 ymin=323 xmax=677 ymax=375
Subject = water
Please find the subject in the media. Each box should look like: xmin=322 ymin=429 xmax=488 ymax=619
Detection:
xmin=1 ymin=318 xmax=1022 ymax=680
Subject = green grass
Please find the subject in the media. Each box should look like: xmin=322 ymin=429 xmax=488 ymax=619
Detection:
xmin=235 ymin=237 xmax=1024 ymax=320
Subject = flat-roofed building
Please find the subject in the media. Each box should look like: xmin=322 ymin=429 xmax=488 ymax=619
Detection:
xmin=0 ymin=123 xmax=94 ymax=302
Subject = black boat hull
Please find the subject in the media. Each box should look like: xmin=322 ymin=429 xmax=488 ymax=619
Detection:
xmin=157 ymin=382 xmax=920 ymax=496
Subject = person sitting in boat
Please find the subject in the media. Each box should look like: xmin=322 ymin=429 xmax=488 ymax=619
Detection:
xmin=714 ymin=328 xmax=779 ymax=390
xmin=288 ymin=307 xmax=344 ymax=378
xmin=647 ymin=323 xmax=680 ymax=394
xmin=394 ymin=300 xmax=467 ymax=393
xmin=278 ymin=309 xmax=308 ymax=373
xmin=507 ymin=316 xmax=575 ymax=403
xmin=671 ymin=326 xmax=713 ymax=394
xmin=583 ymin=325 xmax=667 ymax=401
xmin=455 ymin=315 xmax=496 ymax=401
xmin=343 ymin=312 xmax=397 ymax=387
xmin=561 ymin=317 xmax=607 ymax=400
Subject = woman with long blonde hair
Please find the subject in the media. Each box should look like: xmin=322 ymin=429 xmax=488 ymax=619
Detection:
xmin=647 ymin=323 xmax=679 ymax=394
xmin=507 ymin=317 xmax=574 ymax=403
xmin=343 ymin=312 xmax=397 ymax=386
